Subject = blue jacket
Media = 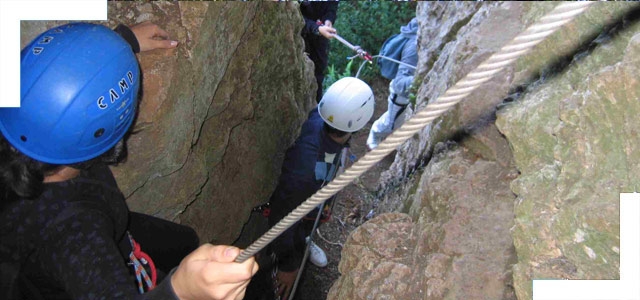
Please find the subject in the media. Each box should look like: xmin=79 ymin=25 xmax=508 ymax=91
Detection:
xmin=392 ymin=17 xmax=418 ymax=99
xmin=268 ymin=109 xmax=345 ymax=271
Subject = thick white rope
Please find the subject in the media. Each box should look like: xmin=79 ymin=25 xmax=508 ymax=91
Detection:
xmin=235 ymin=1 xmax=594 ymax=263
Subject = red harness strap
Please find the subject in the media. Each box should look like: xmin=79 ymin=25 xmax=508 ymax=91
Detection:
xmin=127 ymin=232 xmax=157 ymax=293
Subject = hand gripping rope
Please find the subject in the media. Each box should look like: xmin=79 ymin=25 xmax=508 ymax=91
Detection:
xmin=316 ymin=20 xmax=374 ymax=62
xmin=236 ymin=2 xmax=594 ymax=264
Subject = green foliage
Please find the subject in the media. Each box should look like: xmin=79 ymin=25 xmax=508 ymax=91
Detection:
xmin=324 ymin=1 xmax=417 ymax=89
xmin=324 ymin=59 xmax=355 ymax=91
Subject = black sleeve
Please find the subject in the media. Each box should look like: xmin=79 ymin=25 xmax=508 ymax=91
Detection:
xmin=114 ymin=24 xmax=141 ymax=53
xmin=145 ymin=269 xmax=181 ymax=299
xmin=38 ymin=209 xmax=178 ymax=299
xmin=302 ymin=16 xmax=321 ymax=36
xmin=321 ymin=2 xmax=339 ymax=24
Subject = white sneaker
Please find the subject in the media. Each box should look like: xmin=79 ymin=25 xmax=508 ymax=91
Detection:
xmin=306 ymin=237 xmax=328 ymax=267
xmin=366 ymin=130 xmax=381 ymax=150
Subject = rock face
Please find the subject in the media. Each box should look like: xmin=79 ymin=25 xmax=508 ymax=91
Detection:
xmin=331 ymin=2 xmax=639 ymax=300
xmin=20 ymin=2 xmax=317 ymax=244
xmin=496 ymin=6 xmax=640 ymax=299
xmin=329 ymin=144 xmax=518 ymax=300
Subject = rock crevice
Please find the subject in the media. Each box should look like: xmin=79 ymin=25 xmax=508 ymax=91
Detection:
xmin=331 ymin=2 xmax=638 ymax=300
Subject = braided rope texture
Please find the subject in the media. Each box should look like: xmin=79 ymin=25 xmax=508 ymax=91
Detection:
xmin=236 ymin=2 xmax=594 ymax=263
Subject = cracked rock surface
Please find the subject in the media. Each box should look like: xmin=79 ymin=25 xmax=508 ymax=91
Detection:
xmin=21 ymin=2 xmax=316 ymax=244
xmin=330 ymin=2 xmax=639 ymax=300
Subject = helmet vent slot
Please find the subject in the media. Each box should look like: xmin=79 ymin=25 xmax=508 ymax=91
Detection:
xmin=20 ymin=136 xmax=27 ymax=142
xmin=94 ymin=128 xmax=105 ymax=138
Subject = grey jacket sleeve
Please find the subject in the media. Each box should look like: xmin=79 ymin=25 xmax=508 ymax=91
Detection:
xmin=391 ymin=36 xmax=418 ymax=98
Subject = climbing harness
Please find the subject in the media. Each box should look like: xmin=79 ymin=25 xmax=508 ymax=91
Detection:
xmin=236 ymin=2 xmax=594 ymax=264
xmin=127 ymin=232 xmax=157 ymax=293
xmin=253 ymin=202 xmax=272 ymax=218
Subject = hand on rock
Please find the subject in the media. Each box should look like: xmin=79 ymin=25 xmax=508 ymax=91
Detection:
xmin=130 ymin=21 xmax=178 ymax=52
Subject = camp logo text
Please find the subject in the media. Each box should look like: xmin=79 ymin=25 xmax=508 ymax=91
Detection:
xmin=97 ymin=71 xmax=135 ymax=110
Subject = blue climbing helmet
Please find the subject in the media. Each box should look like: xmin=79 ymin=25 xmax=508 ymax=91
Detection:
xmin=0 ymin=23 xmax=140 ymax=164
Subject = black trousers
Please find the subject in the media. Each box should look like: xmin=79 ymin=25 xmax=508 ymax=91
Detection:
xmin=126 ymin=212 xmax=200 ymax=277
xmin=304 ymin=33 xmax=330 ymax=103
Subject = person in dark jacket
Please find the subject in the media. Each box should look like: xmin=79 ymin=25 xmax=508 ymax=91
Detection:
xmin=0 ymin=22 xmax=257 ymax=300
xmin=268 ymin=77 xmax=375 ymax=300
xmin=367 ymin=17 xmax=419 ymax=150
xmin=300 ymin=1 xmax=339 ymax=103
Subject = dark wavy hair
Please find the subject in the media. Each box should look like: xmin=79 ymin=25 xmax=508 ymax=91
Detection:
xmin=323 ymin=122 xmax=349 ymax=138
xmin=0 ymin=133 xmax=127 ymax=206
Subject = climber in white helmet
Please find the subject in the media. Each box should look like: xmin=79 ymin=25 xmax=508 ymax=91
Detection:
xmin=266 ymin=77 xmax=374 ymax=300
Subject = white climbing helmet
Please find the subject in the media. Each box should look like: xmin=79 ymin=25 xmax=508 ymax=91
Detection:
xmin=318 ymin=77 xmax=374 ymax=132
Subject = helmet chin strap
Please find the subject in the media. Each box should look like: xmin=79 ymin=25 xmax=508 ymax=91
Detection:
xmin=43 ymin=166 xmax=80 ymax=183
xmin=327 ymin=132 xmax=351 ymax=145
